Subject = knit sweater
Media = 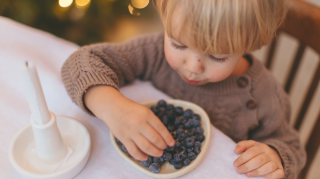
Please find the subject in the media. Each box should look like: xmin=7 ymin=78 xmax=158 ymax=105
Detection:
xmin=61 ymin=33 xmax=306 ymax=179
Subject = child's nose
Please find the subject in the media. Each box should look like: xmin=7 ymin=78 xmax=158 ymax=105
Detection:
xmin=184 ymin=57 xmax=204 ymax=75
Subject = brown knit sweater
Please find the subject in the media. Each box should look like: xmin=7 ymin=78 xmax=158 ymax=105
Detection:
xmin=61 ymin=33 xmax=306 ymax=179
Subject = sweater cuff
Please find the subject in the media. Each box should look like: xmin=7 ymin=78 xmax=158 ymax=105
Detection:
xmin=263 ymin=139 xmax=295 ymax=179
xmin=72 ymin=70 xmax=119 ymax=116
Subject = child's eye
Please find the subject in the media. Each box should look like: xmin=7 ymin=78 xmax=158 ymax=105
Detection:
xmin=170 ymin=42 xmax=187 ymax=50
xmin=209 ymin=55 xmax=227 ymax=62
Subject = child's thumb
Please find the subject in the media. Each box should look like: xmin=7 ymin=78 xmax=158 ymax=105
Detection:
xmin=234 ymin=140 xmax=256 ymax=154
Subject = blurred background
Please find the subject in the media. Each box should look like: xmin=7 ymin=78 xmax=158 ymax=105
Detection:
xmin=1 ymin=0 xmax=320 ymax=178
xmin=0 ymin=0 xmax=163 ymax=45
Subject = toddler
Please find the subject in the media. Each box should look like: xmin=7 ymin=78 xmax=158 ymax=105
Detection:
xmin=61 ymin=0 xmax=306 ymax=178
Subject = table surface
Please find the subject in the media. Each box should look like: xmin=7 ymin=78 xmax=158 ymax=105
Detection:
xmin=0 ymin=16 xmax=260 ymax=179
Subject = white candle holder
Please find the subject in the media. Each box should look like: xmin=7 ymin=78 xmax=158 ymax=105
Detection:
xmin=9 ymin=62 xmax=91 ymax=179
xmin=9 ymin=114 xmax=91 ymax=179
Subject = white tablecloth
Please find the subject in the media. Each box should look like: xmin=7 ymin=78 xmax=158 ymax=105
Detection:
xmin=0 ymin=16 xmax=260 ymax=179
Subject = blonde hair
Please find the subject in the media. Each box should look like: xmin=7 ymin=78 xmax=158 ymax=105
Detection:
xmin=156 ymin=0 xmax=288 ymax=54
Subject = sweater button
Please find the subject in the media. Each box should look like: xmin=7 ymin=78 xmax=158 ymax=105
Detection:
xmin=246 ymin=100 xmax=257 ymax=109
xmin=237 ymin=77 xmax=248 ymax=88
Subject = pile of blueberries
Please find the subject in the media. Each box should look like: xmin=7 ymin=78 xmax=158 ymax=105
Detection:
xmin=115 ymin=100 xmax=205 ymax=173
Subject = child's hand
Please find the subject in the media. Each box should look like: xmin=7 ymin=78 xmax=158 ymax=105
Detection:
xmin=106 ymin=99 xmax=175 ymax=161
xmin=84 ymin=85 xmax=175 ymax=161
xmin=233 ymin=140 xmax=284 ymax=178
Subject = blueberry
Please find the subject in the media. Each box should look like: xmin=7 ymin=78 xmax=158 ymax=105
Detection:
xmin=166 ymin=145 xmax=175 ymax=152
xmin=180 ymin=151 xmax=187 ymax=160
xmin=174 ymin=117 xmax=182 ymax=126
xmin=153 ymin=157 xmax=165 ymax=165
xmin=174 ymin=153 xmax=183 ymax=162
xmin=194 ymin=147 xmax=201 ymax=154
xmin=188 ymin=152 xmax=197 ymax=161
xmin=183 ymin=109 xmax=193 ymax=119
xmin=167 ymin=110 xmax=176 ymax=120
xmin=150 ymin=105 xmax=159 ymax=114
xmin=181 ymin=118 xmax=187 ymax=124
xmin=160 ymin=107 xmax=166 ymax=113
xmin=195 ymin=126 xmax=204 ymax=134
xmin=178 ymin=132 xmax=187 ymax=141
xmin=157 ymin=100 xmax=167 ymax=108
xmin=183 ymin=158 xmax=191 ymax=166
xmin=174 ymin=107 xmax=184 ymax=116
xmin=192 ymin=114 xmax=201 ymax=120
xmin=171 ymin=133 xmax=177 ymax=140
xmin=161 ymin=115 xmax=169 ymax=126
xmin=121 ymin=145 xmax=128 ymax=153
xmin=167 ymin=104 xmax=174 ymax=111
xmin=149 ymin=163 xmax=161 ymax=173
xmin=191 ymin=119 xmax=201 ymax=127
xmin=174 ymin=162 xmax=183 ymax=169
xmin=194 ymin=141 xmax=201 ymax=148
xmin=162 ymin=152 xmax=172 ymax=161
xmin=141 ymin=156 xmax=153 ymax=167
xmin=184 ymin=120 xmax=193 ymax=129
xmin=187 ymin=147 xmax=194 ymax=153
xmin=184 ymin=137 xmax=195 ymax=148
xmin=169 ymin=158 xmax=175 ymax=165
xmin=174 ymin=148 xmax=180 ymax=154
xmin=177 ymin=124 xmax=185 ymax=129
xmin=175 ymin=140 xmax=182 ymax=148
xmin=167 ymin=124 xmax=175 ymax=132
xmin=186 ymin=130 xmax=195 ymax=137
xmin=157 ymin=111 xmax=165 ymax=118
xmin=115 ymin=138 xmax=122 ymax=145
xmin=179 ymin=146 xmax=186 ymax=153
xmin=176 ymin=128 xmax=185 ymax=135
xmin=197 ymin=134 xmax=205 ymax=142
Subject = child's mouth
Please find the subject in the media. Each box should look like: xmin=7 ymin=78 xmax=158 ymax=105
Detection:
xmin=183 ymin=77 xmax=200 ymax=85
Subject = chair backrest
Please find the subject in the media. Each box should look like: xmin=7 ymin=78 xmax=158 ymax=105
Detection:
xmin=265 ymin=0 xmax=320 ymax=178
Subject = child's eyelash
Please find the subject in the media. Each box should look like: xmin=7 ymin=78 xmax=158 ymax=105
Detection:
xmin=170 ymin=42 xmax=187 ymax=50
xmin=209 ymin=55 xmax=227 ymax=62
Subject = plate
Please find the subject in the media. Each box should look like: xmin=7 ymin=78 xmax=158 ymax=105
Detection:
xmin=110 ymin=99 xmax=211 ymax=178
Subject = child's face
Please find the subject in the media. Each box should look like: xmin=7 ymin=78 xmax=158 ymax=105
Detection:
xmin=163 ymin=10 xmax=244 ymax=86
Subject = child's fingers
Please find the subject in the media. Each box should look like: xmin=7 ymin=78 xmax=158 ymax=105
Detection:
xmin=140 ymin=123 xmax=167 ymax=150
xmin=234 ymin=140 xmax=257 ymax=154
xmin=236 ymin=153 xmax=269 ymax=174
xmin=125 ymin=139 xmax=148 ymax=161
xmin=247 ymin=162 xmax=283 ymax=178
xmin=233 ymin=143 xmax=263 ymax=167
xmin=133 ymin=133 xmax=163 ymax=157
xmin=261 ymin=168 xmax=284 ymax=179
xmin=148 ymin=115 xmax=175 ymax=146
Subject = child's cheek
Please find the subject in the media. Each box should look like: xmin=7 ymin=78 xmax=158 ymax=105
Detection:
xmin=166 ymin=55 xmax=180 ymax=70
xmin=164 ymin=47 xmax=180 ymax=70
xmin=208 ymin=67 xmax=232 ymax=82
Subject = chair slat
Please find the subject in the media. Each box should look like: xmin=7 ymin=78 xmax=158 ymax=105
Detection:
xmin=300 ymin=112 xmax=320 ymax=179
xmin=285 ymin=43 xmax=306 ymax=93
xmin=265 ymin=38 xmax=278 ymax=70
xmin=294 ymin=60 xmax=320 ymax=131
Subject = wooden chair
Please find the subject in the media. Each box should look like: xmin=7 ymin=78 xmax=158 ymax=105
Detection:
xmin=265 ymin=0 xmax=320 ymax=178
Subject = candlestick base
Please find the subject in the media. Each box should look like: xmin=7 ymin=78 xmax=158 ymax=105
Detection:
xmin=9 ymin=116 xmax=91 ymax=179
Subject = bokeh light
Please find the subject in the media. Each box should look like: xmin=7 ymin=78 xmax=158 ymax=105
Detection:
xmin=59 ymin=0 xmax=73 ymax=8
xmin=75 ymin=0 xmax=90 ymax=7
xmin=128 ymin=4 xmax=141 ymax=16
xmin=131 ymin=0 xmax=149 ymax=9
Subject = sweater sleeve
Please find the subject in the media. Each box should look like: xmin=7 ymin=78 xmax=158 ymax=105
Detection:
xmin=61 ymin=33 xmax=165 ymax=116
xmin=249 ymin=74 xmax=306 ymax=179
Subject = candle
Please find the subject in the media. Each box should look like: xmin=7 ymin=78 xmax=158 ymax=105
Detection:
xmin=21 ymin=61 xmax=51 ymax=125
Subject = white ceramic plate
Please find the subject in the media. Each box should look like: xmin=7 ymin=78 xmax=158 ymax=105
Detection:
xmin=110 ymin=99 xmax=211 ymax=178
